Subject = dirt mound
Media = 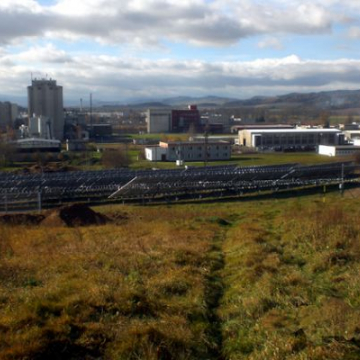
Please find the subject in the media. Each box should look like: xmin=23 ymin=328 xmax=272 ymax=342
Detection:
xmin=41 ymin=203 xmax=110 ymax=227
xmin=0 ymin=213 xmax=45 ymax=226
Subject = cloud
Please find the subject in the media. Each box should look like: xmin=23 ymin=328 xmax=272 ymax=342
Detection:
xmin=0 ymin=0 xmax=337 ymax=47
xmin=2 ymin=46 xmax=360 ymax=102
xmin=11 ymin=44 xmax=73 ymax=64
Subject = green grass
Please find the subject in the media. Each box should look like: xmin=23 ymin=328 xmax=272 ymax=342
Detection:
xmin=219 ymin=193 xmax=360 ymax=359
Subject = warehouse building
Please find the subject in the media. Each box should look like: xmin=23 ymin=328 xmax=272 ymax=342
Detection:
xmin=239 ymin=128 xmax=345 ymax=151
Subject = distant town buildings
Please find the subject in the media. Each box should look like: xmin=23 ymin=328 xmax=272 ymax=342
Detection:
xmin=27 ymin=78 xmax=64 ymax=140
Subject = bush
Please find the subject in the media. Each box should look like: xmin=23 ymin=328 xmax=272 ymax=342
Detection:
xmin=101 ymin=148 xmax=130 ymax=168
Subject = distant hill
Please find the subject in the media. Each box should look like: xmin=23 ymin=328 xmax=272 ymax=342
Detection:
xmin=223 ymin=90 xmax=360 ymax=110
xmin=131 ymin=102 xmax=170 ymax=109
xmin=162 ymin=95 xmax=238 ymax=107
xmin=0 ymin=94 xmax=27 ymax=107
xmin=128 ymin=90 xmax=360 ymax=111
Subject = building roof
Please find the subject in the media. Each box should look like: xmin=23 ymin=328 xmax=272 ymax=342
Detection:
xmin=242 ymin=128 xmax=341 ymax=134
xmin=160 ymin=140 xmax=230 ymax=146
xmin=319 ymin=145 xmax=360 ymax=150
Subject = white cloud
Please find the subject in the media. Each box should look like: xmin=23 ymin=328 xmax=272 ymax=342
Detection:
xmin=0 ymin=0 xmax=360 ymax=102
xmin=1 ymin=45 xmax=360 ymax=102
xmin=13 ymin=43 xmax=73 ymax=64
xmin=0 ymin=0 xmax=340 ymax=47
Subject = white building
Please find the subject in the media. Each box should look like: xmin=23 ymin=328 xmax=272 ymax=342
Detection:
xmin=145 ymin=140 xmax=231 ymax=162
xmin=28 ymin=78 xmax=64 ymax=140
xmin=318 ymin=145 xmax=360 ymax=157
xmin=239 ymin=128 xmax=344 ymax=150
xmin=145 ymin=146 xmax=168 ymax=161
xmin=344 ymin=130 xmax=360 ymax=141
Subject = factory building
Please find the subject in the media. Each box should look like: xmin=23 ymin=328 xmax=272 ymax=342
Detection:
xmin=28 ymin=116 xmax=52 ymax=139
xmin=239 ymin=128 xmax=344 ymax=151
xmin=146 ymin=105 xmax=201 ymax=133
xmin=145 ymin=140 xmax=231 ymax=162
xmin=171 ymin=105 xmax=201 ymax=132
xmin=13 ymin=138 xmax=61 ymax=152
xmin=146 ymin=108 xmax=172 ymax=133
xmin=28 ymin=78 xmax=64 ymax=140
xmin=0 ymin=101 xmax=18 ymax=131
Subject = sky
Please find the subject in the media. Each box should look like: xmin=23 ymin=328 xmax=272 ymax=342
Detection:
xmin=1 ymin=0 xmax=360 ymax=105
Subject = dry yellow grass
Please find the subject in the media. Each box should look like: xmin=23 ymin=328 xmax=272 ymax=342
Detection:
xmin=1 ymin=192 xmax=360 ymax=359
xmin=0 ymin=204 xmax=231 ymax=359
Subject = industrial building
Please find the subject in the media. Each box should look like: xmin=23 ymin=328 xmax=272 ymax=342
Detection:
xmin=28 ymin=116 xmax=52 ymax=138
xmin=145 ymin=140 xmax=231 ymax=162
xmin=146 ymin=105 xmax=201 ymax=133
xmin=13 ymin=138 xmax=61 ymax=152
xmin=28 ymin=78 xmax=64 ymax=140
xmin=239 ymin=128 xmax=344 ymax=151
xmin=171 ymin=105 xmax=201 ymax=132
xmin=146 ymin=108 xmax=172 ymax=133
xmin=0 ymin=101 xmax=18 ymax=131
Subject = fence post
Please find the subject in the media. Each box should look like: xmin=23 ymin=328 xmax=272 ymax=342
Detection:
xmin=38 ymin=190 xmax=42 ymax=212
xmin=4 ymin=191 xmax=8 ymax=213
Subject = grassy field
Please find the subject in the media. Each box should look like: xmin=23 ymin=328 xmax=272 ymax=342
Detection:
xmin=1 ymin=190 xmax=360 ymax=359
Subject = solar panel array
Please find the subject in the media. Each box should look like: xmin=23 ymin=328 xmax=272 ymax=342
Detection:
xmin=109 ymin=162 xmax=357 ymax=199
xmin=0 ymin=161 xmax=356 ymax=211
